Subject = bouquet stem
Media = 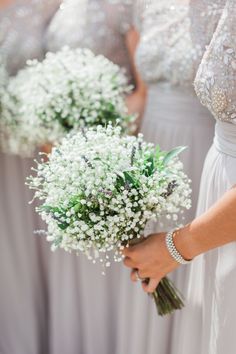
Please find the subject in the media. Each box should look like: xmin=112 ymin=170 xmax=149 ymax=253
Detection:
xmin=128 ymin=237 xmax=184 ymax=316
xmin=152 ymin=276 xmax=184 ymax=316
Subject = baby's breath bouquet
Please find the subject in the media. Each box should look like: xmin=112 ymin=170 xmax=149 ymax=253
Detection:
xmin=2 ymin=47 xmax=134 ymax=155
xmin=28 ymin=125 xmax=191 ymax=316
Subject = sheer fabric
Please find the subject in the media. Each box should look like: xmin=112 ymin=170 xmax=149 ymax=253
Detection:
xmin=0 ymin=2 xmax=60 ymax=353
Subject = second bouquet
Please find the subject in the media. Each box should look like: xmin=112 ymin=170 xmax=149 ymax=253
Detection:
xmin=2 ymin=47 xmax=134 ymax=155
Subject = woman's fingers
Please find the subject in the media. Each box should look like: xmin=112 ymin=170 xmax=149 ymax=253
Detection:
xmin=130 ymin=269 xmax=160 ymax=294
xmin=122 ymin=244 xmax=137 ymax=257
xmin=122 ymin=237 xmax=145 ymax=257
xmin=142 ymin=278 xmax=159 ymax=293
xmin=130 ymin=268 xmax=148 ymax=282
xmin=130 ymin=269 xmax=138 ymax=282
xmin=123 ymin=256 xmax=137 ymax=269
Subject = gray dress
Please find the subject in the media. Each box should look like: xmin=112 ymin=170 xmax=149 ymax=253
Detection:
xmin=46 ymin=2 xmax=142 ymax=354
xmin=123 ymin=1 xmax=215 ymax=353
xmin=0 ymin=2 xmax=60 ymax=353
xmin=172 ymin=1 xmax=236 ymax=353
xmin=46 ymin=0 xmax=135 ymax=83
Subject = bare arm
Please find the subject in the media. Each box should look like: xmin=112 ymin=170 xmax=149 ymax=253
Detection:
xmin=176 ymin=185 xmax=236 ymax=260
xmin=125 ymin=27 xmax=147 ymax=133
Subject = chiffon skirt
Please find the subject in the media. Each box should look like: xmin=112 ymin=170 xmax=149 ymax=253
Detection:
xmin=48 ymin=239 xmax=168 ymax=354
xmin=127 ymin=82 xmax=214 ymax=354
xmin=172 ymin=121 xmax=236 ymax=354
xmin=0 ymin=153 xmax=49 ymax=354
xmin=141 ymin=82 xmax=214 ymax=224
xmin=47 ymin=82 xmax=214 ymax=354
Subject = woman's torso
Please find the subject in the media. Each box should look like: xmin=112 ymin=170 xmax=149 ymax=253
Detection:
xmin=46 ymin=0 xmax=135 ymax=82
xmin=194 ymin=0 xmax=236 ymax=158
xmin=137 ymin=0 xmax=218 ymax=222
xmin=136 ymin=0 xmax=203 ymax=87
xmin=0 ymin=0 xmax=60 ymax=75
xmin=136 ymin=0 xmax=225 ymax=89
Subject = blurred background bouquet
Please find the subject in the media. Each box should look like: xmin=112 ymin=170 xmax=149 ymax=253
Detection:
xmin=1 ymin=47 xmax=135 ymax=156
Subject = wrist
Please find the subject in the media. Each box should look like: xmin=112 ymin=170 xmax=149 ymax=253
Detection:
xmin=165 ymin=230 xmax=191 ymax=264
xmin=173 ymin=225 xmax=202 ymax=261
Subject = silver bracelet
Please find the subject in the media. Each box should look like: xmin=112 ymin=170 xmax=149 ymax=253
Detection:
xmin=165 ymin=230 xmax=191 ymax=265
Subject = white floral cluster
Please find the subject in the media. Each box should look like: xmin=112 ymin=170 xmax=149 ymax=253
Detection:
xmin=0 ymin=67 xmax=30 ymax=155
xmin=0 ymin=64 xmax=6 ymax=125
xmin=2 ymin=47 xmax=134 ymax=156
xmin=0 ymin=59 xmax=7 ymax=88
xmin=28 ymin=125 xmax=191 ymax=265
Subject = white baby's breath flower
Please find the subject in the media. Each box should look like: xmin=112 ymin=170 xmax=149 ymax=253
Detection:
xmin=27 ymin=125 xmax=191 ymax=265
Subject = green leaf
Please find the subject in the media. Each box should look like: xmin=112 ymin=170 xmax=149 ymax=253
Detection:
xmin=73 ymin=203 xmax=81 ymax=212
xmin=40 ymin=205 xmax=61 ymax=213
xmin=148 ymin=156 xmax=155 ymax=176
xmin=67 ymin=196 xmax=82 ymax=209
xmin=53 ymin=236 xmax=63 ymax=247
xmin=58 ymin=223 xmax=69 ymax=230
xmin=163 ymin=146 xmax=187 ymax=166
xmin=124 ymin=171 xmax=135 ymax=185
xmin=155 ymin=145 xmax=161 ymax=157
xmin=143 ymin=155 xmax=155 ymax=177
xmin=115 ymin=174 xmax=126 ymax=190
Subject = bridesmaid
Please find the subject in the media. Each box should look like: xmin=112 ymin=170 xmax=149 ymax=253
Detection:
xmin=46 ymin=0 xmax=146 ymax=123
xmin=46 ymin=2 xmax=147 ymax=354
xmin=0 ymin=1 xmax=60 ymax=353
xmin=137 ymin=0 xmax=214 ymax=224
xmin=115 ymin=1 xmax=215 ymax=354
xmin=124 ymin=0 xmax=236 ymax=353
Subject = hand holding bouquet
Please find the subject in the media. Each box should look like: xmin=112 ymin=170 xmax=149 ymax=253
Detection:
xmin=28 ymin=125 xmax=191 ymax=316
xmin=2 ymin=47 xmax=134 ymax=156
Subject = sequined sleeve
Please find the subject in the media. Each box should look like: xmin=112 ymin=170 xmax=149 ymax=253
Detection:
xmin=194 ymin=0 xmax=236 ymax=124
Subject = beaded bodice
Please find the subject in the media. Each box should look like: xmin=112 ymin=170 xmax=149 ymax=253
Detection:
xmin=0 ymin=0 xmax=60 ymax=75
xmin=194 ymin=0 xmax=236 ymax=124
xmin=46 ymin=0 xmax=136 ymax=82
xmin=136 ymin=0 xmax=204 ymax=86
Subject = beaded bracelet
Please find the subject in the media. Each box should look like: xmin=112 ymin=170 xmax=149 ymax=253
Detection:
xmin=165 ymin=230 xmax=191 ymax=265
